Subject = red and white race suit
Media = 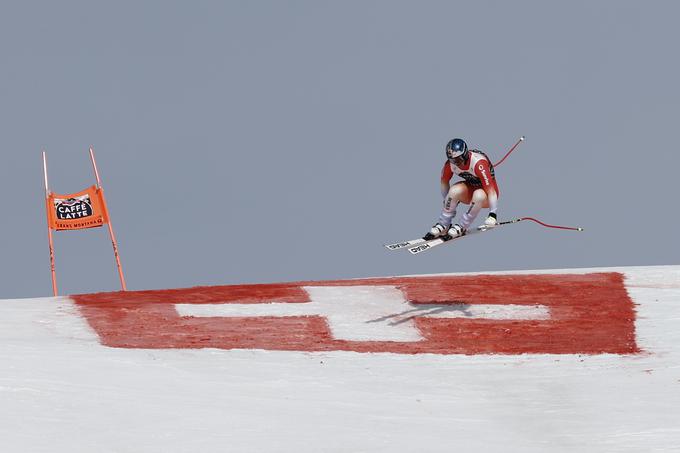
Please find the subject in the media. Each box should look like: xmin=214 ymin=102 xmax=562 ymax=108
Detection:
xmin=438 ymin=150 xmax=499 ymax=230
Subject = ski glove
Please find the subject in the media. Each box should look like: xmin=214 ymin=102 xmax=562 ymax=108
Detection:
xmin=484 ymin=213 xmax=498 ymax=228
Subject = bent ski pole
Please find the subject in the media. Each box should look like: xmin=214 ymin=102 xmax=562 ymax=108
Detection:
xmin=500 ymin=217 xmax=584 ymax=232
xmin=494 ymin=136 xmax=525 ymax=168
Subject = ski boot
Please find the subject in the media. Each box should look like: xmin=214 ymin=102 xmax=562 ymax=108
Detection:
xmin=423 ymin=223 xmax=449 ymax=241
xmin=447 ymin=223 xmax=466 ymax=239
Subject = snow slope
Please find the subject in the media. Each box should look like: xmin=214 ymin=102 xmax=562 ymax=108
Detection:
xmin=1 ymin=266 xmax=679 ymax=452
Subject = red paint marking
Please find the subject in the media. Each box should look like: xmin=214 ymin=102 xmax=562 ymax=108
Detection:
xmin=72 ymin=273 xmax=639 ymax=355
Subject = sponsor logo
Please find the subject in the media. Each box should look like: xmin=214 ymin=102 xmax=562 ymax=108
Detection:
xmin=466 ymin=202 xmax=475 ymax=214
xmin=409 ymin=244 xmax=430 ymax=253
xmin=54 ymin=195 xmax=94 ymax=220
xmin=478 ymin=164 xmax=490 ymax=185
xmin=387 ymin=242 xmax=410 ymax=250
xmin=55 ymin=218 xmax=104 ymax=229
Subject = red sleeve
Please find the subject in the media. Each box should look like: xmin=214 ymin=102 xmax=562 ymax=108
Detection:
xmin=474 ymin=159 xmax=499 ymax=212
xmin=473 ymin=160 xmax=495 ymax=193
xmin=441 ymin=162 xmax=453 ymax=183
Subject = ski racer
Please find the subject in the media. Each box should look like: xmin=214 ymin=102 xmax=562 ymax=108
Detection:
xmin=423 ymin=138 xmax=499 ymax=240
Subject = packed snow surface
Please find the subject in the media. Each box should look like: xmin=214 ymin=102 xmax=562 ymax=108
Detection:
xmin=1 ymin=265 xmax=679 ymax=452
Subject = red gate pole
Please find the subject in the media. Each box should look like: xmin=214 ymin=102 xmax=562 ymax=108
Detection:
xmin=42 ymin=151 xmax=58 ymax=296
xmin=89 ymin=147 xmax=127 ymax=291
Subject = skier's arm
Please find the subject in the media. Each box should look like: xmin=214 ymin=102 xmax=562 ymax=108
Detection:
xmin=474 ymin=160 xmax=498 ymax=214
xmin=440 ymin=162 xmax=453 ymax=198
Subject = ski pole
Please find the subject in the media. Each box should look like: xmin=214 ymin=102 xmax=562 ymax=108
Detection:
xmin=494 ymin=136 xmax=525 ymax=168
xmin=499 ymin=217 xmax=583 ymax=231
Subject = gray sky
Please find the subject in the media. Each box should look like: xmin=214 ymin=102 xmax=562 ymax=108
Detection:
xmin=1 ymin=1 xmax=678 ymax=298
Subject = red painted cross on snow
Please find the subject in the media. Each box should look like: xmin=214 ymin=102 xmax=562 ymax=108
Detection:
xmin=73 ymin=272 xmax=639 ymax=355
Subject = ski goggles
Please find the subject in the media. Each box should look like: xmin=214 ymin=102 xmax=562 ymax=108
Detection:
xmin=447 ymin=150 xmax=469 ymax=166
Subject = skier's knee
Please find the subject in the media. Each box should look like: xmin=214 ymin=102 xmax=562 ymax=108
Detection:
xmin=472 ymin=190 xmax=487 ymax=204
xmin=448 ymin=184 xmax=466 ymax=201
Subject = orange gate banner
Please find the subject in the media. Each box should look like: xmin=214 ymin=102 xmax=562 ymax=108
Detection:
xmin=42 ymin=148 xmax=127 ymax=295
xmin=47 ymin=185 xmax=110 ymax=231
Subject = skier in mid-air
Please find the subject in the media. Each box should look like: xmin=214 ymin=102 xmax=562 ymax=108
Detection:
xmin=423 ymin=138 xmax=500 ymax=241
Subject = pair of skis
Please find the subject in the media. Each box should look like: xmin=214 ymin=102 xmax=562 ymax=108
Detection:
xmin=384 ymin=218 xmax=524 ymax=255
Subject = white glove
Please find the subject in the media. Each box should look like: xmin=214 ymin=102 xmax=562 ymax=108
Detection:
xmin=483 ymin=214 xmax=498 ymax=228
